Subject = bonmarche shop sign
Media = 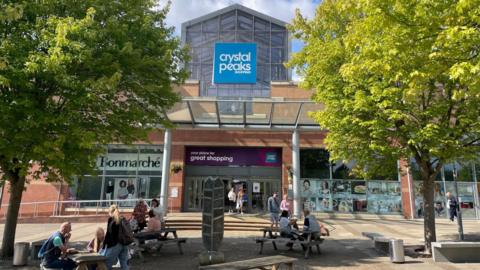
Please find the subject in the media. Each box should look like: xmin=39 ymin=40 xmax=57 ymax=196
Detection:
xmin=96 ymin=153 xmax=163 ymax=171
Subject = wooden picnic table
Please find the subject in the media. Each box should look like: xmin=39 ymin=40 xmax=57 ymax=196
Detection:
xmin=132 ymin=227 xmax=187 ymax=259
xmin=256 ymin=231 xmax=323 ymax=259
xmin=69 ymin=253 xmax=107 ymax=270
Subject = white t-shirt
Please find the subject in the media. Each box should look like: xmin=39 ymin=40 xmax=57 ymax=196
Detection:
xmin=151 ymin=206 xmax=164 ymax=222
xmin=228 ymin=190 xmax=236 ymax=202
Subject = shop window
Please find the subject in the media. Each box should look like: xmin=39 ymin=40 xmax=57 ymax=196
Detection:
xmin=299 ymin=179 xmax=400 ymax=214
xmin=75 ymin=145 xmax=163 ymax=204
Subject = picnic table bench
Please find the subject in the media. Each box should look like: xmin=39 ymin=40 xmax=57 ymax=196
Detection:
xmin=132 ymin=228 xmax=187 ymax=260
xmin=198 ymin=255 xmax=297 ymax=270
xmin=256 ymin=231 xmax=323 ymax=259
xmin=69 ymin=253 xmax=108 ymax=270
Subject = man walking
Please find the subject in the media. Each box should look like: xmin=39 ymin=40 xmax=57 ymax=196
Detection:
xmin=446 ymin=192 xmax=458 ymax=221
xmin=267 ymin=192 xmax=280 ymax=235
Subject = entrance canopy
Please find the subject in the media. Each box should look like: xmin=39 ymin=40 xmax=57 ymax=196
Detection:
xmin=166 ymin=98 xmax=323 ymax=130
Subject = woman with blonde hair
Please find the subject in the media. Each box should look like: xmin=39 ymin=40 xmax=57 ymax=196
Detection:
xmin=87 ymin=227 xmax=105 ymax=253
xmin=103 ymin=205 xmax=129 ymax=270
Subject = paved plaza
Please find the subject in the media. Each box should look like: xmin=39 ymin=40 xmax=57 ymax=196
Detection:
xmin=1 ymin=214 xmax=479 ymax=269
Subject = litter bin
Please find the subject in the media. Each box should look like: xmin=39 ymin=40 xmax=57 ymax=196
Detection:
xmin=13 ymin=242 xmax=30 ymax=266
xmin=389 ymin=239 xmax=404 ymax=263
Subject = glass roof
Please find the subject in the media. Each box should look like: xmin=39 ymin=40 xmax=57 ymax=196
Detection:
xmin=166 ymin=98 xmax=323 ymax=130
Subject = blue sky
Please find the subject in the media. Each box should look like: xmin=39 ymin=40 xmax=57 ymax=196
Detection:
xmin=158 ymin=0 xmax=321 ymax=80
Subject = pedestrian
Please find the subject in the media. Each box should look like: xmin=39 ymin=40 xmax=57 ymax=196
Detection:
xmin=227 ymin=188 xmax=236 ymax=213
xmin=104 ymin=205 xmax=132 ymax=270
xmin=38 ymin=222 xmax=76 ymax=270
xmin=280 ymin=194 xmax=290 ymax=215
xmin=446 ymin=192 xmax=458 ymax=221
xmin=237 ymin=188 xmax=245 ymax=215
xmin=132 ymin=199 xmax=148 ymax=232
xmin=267 ymin=192 xmax=280 ymax=233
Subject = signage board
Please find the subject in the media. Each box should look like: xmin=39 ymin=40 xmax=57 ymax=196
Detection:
xmin=185 ymin=147 xmax=281 ymax=167
xmin=213 ymin=43 xmax=257 ymax=84
xmin=96 ymin=153 xmax=163 ymax=171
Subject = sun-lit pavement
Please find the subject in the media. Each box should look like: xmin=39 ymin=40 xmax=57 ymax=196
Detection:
xmin=1 ymin=214 xmax=479 ymax=269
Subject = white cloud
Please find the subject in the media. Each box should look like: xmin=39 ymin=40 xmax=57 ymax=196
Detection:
xmin=158 ymin=0 xmax=318 ymax=36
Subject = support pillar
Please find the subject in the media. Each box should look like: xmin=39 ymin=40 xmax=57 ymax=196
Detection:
xmin=473 ymin=163 xmax=480 ymax=219
xmin=292 ymin=129 xmax=301 ymax=218
xmin=160 ymin=128 xmax=172 ymax=214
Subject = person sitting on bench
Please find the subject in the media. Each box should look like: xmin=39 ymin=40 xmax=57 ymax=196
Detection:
xmin=279 ymin=210 xmax=299 ymax=239
xmin=39 ymin=222 xmax=77 ymax=270
xmin=302 ymin=209 xmax=321 ymax=239
xmin=279 ymin=210 xmax=301 ymax=249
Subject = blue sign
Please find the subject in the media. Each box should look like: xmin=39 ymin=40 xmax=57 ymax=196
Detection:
xmin=213 ymin=43 xmax=257 ymax=84
xmin=265 ymin=152 xmax=278 ymax=163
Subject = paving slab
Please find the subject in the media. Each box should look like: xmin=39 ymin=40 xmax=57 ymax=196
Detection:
xmin=0 ymin=216 xmax=478 ymax=269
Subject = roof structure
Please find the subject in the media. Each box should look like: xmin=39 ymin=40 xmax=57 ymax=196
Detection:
xmin=181 ymin=4 xmax=288 ymax=32
xmin=166 ymin=98 xmax=323 ymax=130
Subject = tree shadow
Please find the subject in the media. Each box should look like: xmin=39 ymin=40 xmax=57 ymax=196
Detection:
xmin=129 ymin=236 xmax=431 ymax=269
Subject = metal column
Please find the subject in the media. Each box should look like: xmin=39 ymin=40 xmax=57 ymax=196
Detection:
xmin=472 ymin=163 xmax=479 ymax=219
xmin=292 ymin=129 xmax=301 ymax=218
xmin=160 ymin=128 xmax=172 ymax=214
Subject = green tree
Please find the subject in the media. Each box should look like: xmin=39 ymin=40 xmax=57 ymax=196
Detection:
xmin=0 ymin=0 xmax=187 ymax=257
xmin=289 ymin=0 xmax=480 ymax=252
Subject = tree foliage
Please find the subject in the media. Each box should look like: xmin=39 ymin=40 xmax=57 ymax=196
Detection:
xmin=0 ymin=0 xmax=187 ymax=256
xmin=289 ymin=0 xmax=480 ymax=251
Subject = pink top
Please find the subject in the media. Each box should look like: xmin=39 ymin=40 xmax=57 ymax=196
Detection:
xmin=280 ymin=199 xmax=290 ymax=212
xmin=146 ymin=218 xmax=162 ymax=232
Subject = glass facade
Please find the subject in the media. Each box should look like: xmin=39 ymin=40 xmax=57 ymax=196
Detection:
xmin=301 ymin=179 xmax=402 ymax=214
xmin=412 ymin=160 xmax=479 ymax=219
xmin=299 ymin=149 xmax=402 ymax=214
xmin=70 ymin=144 xmax=163 ymax=206
xmin=184 ymin=8 xmax=289 ymax=98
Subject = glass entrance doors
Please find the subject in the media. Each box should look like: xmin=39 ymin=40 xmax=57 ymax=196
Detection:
xmin=184 ymin=176 xmax=280 ymax=212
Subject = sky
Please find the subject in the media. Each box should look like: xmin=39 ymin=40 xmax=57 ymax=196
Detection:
xmin=157 ymin=0 xmax=321 ymax=80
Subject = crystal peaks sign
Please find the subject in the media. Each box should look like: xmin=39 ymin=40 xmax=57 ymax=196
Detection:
xmin=213 ymin=43 xmax=257 ymax=84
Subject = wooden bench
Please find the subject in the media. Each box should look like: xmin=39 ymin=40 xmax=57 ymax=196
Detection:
xmin=432 ymin=242 xmax=480 ymax=263
xmin=132 ymin=228 xmax=187 ymax=260
xmin=198 ymin=255 xmax=297 ymax=270
xmin=256 ymin=233 xmax=323 ymax=259
xmin=69 ymin=253 xmax=108 ymax=270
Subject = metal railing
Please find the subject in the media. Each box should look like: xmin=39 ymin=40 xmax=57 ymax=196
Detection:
xmin=0 ymin=198 xmax=178 ymax=218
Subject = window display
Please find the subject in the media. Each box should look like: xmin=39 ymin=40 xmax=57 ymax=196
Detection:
xmin=301 ymin=179 xmax=401 ymax=214
xmin=445 ymin=182 xmax=476 ymax=218
xmin=74 ymin=144 xmax=163 ymax=204
xmin=366 ymin=182 xmax=401 ymax=214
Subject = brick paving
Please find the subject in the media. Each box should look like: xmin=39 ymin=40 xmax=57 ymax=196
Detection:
xmin=0 ymin=214 xmax=479 ymax=269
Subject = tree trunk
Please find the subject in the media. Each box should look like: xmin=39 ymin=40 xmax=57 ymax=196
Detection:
xmin=0 ymin=173 xmax=25 ymax=258
xmin=422 ymin=173 xmax=436 ymax=254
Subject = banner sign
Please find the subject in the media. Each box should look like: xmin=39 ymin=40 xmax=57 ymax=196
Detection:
xmin=185 ymin=147 xmax=281 ymax=167
xmin=213 ymin=43 xmax=257 ymax=84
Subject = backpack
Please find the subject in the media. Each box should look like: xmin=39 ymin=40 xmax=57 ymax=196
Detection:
xmin=118 ymin=217 xmax=134 ymax=245
xmin=37 ymin=233 xmax=58 ymax=259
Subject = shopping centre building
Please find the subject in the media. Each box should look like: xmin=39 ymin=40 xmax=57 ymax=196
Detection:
xmin=1 ymin=4 xmax=479 ymax=219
